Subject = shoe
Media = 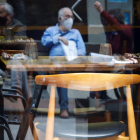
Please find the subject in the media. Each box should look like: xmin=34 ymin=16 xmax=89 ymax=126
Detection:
xmin=60 ymin=109 xmax=69 ymax=118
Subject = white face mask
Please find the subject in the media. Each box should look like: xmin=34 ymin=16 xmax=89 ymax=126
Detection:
xmin=61 ymin=17 xmax=73 ymax=30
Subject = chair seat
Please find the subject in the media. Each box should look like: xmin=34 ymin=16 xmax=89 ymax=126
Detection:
xmin=36 ymin=121 xmax=126 ymax=139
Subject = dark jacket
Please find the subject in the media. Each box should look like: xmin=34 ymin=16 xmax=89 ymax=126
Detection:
xmin=8 ymin=18 xmax=26 ymax=36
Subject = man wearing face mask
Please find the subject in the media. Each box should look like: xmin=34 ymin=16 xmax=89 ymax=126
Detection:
xmin=41 ymin=7 xmax=86 ymax=118
xmin=0 ymin=3 xmax=26 ymax=71
xmin=0 ymin=3 xmax=27 ymax=102
xmin=0 ymin=2 xmax=26 ymax=36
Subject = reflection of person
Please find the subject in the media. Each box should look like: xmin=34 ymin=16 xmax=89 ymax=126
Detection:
xmin=0 ymin=3 xmax=27 ymax=100
xmin=9 ymin=58 xmax=30 ymax=100
xmin=0 ymin=3 xmax=26 ymax=70
xmin=91 ymin=1 xmax=132 ymax=100
xmin=41 ymin=7 xmax=86 ymax=118
xmin=0 ymin=2 xmax=26 ymax=36
xmin=94 ymin=1 xmax=132 ymax=54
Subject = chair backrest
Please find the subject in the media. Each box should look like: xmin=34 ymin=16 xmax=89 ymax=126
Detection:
xmin=35 ymin=73 xmax=140 ymax=91
xmin=36 ymin=40 xmax=50 ymax=56
xmin=85 ymin=43 xmax=100 ymax=55
xmin=85 ymin=43 xmax=112 ymax=56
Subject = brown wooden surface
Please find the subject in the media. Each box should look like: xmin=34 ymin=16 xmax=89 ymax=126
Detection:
xmin=0 ymin=42 xmax=27 ymax=45
xmin=0 ymin=50 xmax=25 ymax=55
xmin=4 ymin=56 xmax=140 ymax=72
xmin=6 ymin=63 xmax=140 ymax=72
xmin=35 ymin=73 xmax=140 ymax=91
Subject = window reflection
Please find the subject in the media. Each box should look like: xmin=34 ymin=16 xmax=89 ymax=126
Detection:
xmin=0 ymin=0 xmax=139 ymax=140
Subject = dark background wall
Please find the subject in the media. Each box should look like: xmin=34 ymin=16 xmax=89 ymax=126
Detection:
xmin=7 ymin=0 xmax=87 ymax=40
xmin=25 ymin=0 xmax=87 ymax=26
xmin=133 ymin=0 xmax=140 ymax=53
xmin=24 ymin=0 xmax=88 ymax=41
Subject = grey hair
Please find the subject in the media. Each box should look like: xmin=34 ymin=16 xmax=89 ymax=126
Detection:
xmin=58 ymin=7 xmax=71 ymax=18
xmin=0 ymin=3 xmax=14 ymax=17
xmin=108 ymin=9 xmax=125 ymax=24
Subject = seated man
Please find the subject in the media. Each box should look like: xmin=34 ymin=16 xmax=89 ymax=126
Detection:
xmin=41 ymin=7 xmax=86 ymax=118
xmin=0 ymin=3 xmax=27 ymax=99
xmin=0 ymin=2 xmax=26 ymax=36
xmin=0 ymin=2 xmax=26 ymax=75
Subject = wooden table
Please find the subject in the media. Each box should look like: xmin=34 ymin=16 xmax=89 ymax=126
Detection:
xmin=6 ymin=63 xmax=140 ymax=72
xmin=3 ymin=55 xmax=140 ymax=72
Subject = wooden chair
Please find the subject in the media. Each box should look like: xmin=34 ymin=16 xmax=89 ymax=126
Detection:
xmin=35 ymin=73 xmax=140 ymax=140
xmin=85 ymin=43 xmax=100 ymax=55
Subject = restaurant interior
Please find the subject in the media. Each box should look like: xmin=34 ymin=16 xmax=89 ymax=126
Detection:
xmin=1 ymin=0 xmax=140 ymax=140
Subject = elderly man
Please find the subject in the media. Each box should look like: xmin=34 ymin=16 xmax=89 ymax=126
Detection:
xmin=0 ymin=3 xmax=27 ymax=101
xmin=41 ymin=7 xmax=86 ymax=118
xmin=0 ymin=2 xmax=26 ymax=70
xmin=0 ymin=2 xmax=26 ymax=36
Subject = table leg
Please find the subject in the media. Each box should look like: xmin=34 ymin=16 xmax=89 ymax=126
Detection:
xmin=0 ymin=84 xmax=4 ymax=140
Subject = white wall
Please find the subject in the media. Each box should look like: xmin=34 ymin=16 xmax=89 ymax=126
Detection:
xmin=87 ymin=0 xmax=106 ymax=44
xmin=107 ymin=0 xmax=133 ymax=24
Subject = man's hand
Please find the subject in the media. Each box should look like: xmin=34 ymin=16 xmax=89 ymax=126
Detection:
xmin=59 ymin=37 xmax=69 ymax=45
xmin=94 ymin=1 xmax=103 ymax=13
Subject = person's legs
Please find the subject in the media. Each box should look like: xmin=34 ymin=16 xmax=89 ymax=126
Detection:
xmin=56 ymin=71 xmax=69 ymax=118
xmin=9 ymin=57 xmax=29 ymax=100
xmin=11 ymin=70 xmax=29 ymax=99
xmin=57 ymin=87 xmax=68 ymax=110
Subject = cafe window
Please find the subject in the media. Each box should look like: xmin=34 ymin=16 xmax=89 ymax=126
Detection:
xmin=0 ymin=0 xmax=140 ymax=140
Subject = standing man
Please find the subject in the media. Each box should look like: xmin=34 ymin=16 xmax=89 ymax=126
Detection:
xmin=92 ymin=1 xmax=132 ymax=100
xmin=94 ymin=1 xmax=132 ymax=54
xmin=41 ymin=7 xmax=86 ymax=118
